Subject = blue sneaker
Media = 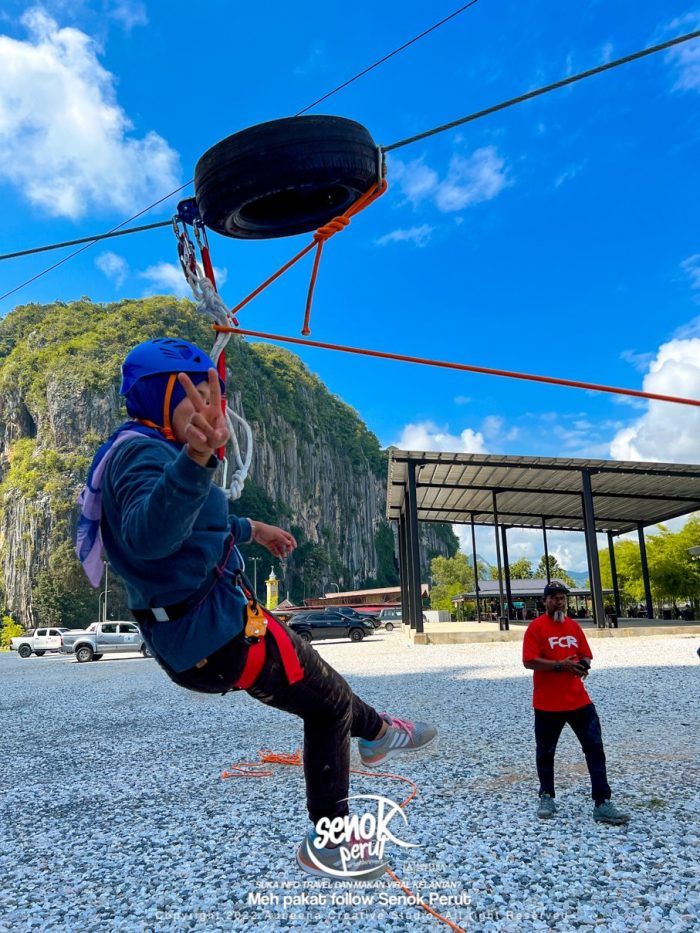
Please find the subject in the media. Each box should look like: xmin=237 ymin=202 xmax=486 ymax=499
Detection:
xmin=358 ymin=713 xmax=437 ymax=768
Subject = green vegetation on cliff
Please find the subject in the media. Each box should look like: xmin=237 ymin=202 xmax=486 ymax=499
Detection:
xmin=0 ymin=297 xmax=454 ymax=626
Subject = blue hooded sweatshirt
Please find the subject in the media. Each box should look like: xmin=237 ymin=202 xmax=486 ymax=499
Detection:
xmin=100 ymin=436 xmax=252 ymax=672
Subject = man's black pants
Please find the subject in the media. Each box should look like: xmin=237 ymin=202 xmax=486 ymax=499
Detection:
xmin=534 ymin=703 xmax=611 ymax=804
xmin=160 ymin=627 xmax=385 ymax=825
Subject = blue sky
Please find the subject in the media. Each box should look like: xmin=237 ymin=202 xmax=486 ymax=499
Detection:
xmin=0 ymin=1 xmax=699 ymax=570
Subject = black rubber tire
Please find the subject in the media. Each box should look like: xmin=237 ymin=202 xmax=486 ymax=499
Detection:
xmin=75 ymin=645 xmax=94 ymax=663
xmin=92 ymin=654 xmax=104 ymax=661
xmin=296 ymin=630 xmax=313 ymax=643
xmin=140 ymin=645 xmax=151 ymax=658
xmin=34 ymin=650 xmax=46 ymax=656
xmin=349 ymin=629 xmax=364 ymax=643
xmin=195 ymin=115 xmax=378 ymax=239
xmin=384 ymin=622 xmax=394 ymax=632
xmin=18 ymin=644 xmax=32 ymax=659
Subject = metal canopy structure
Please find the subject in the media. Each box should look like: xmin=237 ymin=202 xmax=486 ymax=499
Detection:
xmin=387 ymin=451 xmax=700 ymax=633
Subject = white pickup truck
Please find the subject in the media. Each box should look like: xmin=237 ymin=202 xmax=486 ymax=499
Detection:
xmin=10 ymin=627 xmax=70 ymax=658
xmin=60 ymin=621 xmax=151 ymax=663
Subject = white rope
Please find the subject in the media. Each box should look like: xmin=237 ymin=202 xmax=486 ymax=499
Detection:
xmin=182 ymin=260 xmax=253 ymax=500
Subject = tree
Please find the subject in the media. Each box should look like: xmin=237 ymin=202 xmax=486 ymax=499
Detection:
xmin=599 ymin=515 xmax=700 ymax=611
xmin=533 ymin=555 xmax=576 ymax=588
xmin=0 ymin=614 xmax=23 ymax=648
xmin=509 ymin=557 xmax=534 ymax=579
xmin=430 ymin=553 xmax=472 ymax=612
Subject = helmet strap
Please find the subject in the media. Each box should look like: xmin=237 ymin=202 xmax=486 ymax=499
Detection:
xmin=133 ymin=373 xmax=178 ymax=442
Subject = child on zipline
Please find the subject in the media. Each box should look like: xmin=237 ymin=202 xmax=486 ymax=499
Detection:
xmin=77 ymin=337 xmax=436 ymax=878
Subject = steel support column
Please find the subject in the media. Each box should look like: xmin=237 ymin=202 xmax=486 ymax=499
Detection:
xmin=638 ymin=523 xmax=654 ymax=620
xmin=581 ymin=470 xmax=606 ymax=628
xmin=493 ymin=491 xmax=505 ymax=618
xmin=501 ymin=526 xmax=513 ymax=619
xmin=470 ymin=513 xmax=481 ymax=623
xmin=542 ymin=517 xmax=551 ymax=584
xmin=607 ymin=531 xmax=622 ymax=619
xmin=406 ymin=462 xmax=424 ymax=634
xmin=397 ymin=516 xmax=410 ymax=626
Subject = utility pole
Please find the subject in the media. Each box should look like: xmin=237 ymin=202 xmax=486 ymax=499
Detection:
xmin=250 ymin=557 xmax=261 ymax=601
xmin=103 ymin=562 xmax=109 ymax=623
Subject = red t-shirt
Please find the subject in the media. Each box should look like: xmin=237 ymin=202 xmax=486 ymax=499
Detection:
xmin=522 ymin=614 xmax=593 ymax=712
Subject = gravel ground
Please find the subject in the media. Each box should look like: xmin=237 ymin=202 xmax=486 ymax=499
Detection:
xmin=1 ymin=633 xmax=699 ymax=933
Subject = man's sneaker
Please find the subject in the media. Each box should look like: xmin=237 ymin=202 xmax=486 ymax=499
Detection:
xmin=296 ymin=828 xmax=388 ymax=880
xmin=537 ymin=793 xmax=557 ymax=819
xmin=593 ymin=800 xmax=631 ymax=825
xmin=358 ymin=713 xmax=437 ymax=768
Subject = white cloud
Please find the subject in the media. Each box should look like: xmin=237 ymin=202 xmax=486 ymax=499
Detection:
xmin=609 ymin=333 xmax=700 ymax=462
xmin=554 ymin=161 xmax=585 ymax=188
xmin=672 ymin=315 xmax=700 ymax=339
xmin=140 ymin=262 xmax=228 ymax=298
xmin=435 ymin=147 xmax=510 ymax=212
xmin=0 ymin=9 xmax=180 ymax=219
xmin=108 ymin=1 xmax=148 ymax=31
xmin=681 ymin=254 xmax=700 ymax=295
xmin=453 ymin=395 xmax=472 ymax=405
xmin=375 ymin=225 xmax=433 ymax=248
xmin=391 ymin=420 xmax=488 ymax=454
xmin=390 ymin=158 xmax=439 ymax=205
xmin=666 ymin=14 xmax=700 ymax=91
xmin=453 ymin=524 xmax=603 ymax=575
xmin=95 ymin=250 xmax=128 ymax=286
xmin=482 ymin=415 xmax=519 ymax=443
xmin=389 ymin=146 xmax=510 ymax=214
xmin=620 ymin=348 xmax=655 ymax=372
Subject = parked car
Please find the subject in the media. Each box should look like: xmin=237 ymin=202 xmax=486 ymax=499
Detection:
xmin=373 ymin=608 xmax=427 ymax=631
xmin=9 ymin=628 xmax=70 ymax=658
xmin=287 ymin=610 xmax=375 ymax=643
xmin=60 ymin=621 xmax=151 ymax=662
xmin=334 ymin=606 xmax=380 ymax=628
xmin=376 ymin=608 xmax=402 ymax=632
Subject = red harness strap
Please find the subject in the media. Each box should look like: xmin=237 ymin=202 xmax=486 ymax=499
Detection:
xmin=233 ymin=613 xmax=304 ymax=691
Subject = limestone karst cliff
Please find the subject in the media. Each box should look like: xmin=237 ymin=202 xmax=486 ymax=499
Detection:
xmin=0 ymin=297 xmax=457 ymax=627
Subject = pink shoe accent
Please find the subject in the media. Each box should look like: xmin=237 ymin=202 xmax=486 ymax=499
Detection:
xmin=382 ymin=714 xmax=415 ymax=739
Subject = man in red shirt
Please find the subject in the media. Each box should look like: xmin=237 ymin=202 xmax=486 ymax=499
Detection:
xmin=522 ymin=581 xmax=630 ymax=825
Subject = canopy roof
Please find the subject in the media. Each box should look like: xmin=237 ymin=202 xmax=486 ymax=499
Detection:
xmin=387 ymin=451 xmax=700 ymax=534
xmin=454 ymin=579 xmax=611 ymax=599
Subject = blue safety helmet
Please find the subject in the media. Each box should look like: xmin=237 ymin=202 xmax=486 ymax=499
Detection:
xmin=120 ymin=338 xmax=223 ymax=395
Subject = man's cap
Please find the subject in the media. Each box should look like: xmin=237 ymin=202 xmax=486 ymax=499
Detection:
xmin=543 ymin=580 xmax=569 ymax=596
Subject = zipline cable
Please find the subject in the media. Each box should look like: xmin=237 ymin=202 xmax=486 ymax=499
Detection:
xmin=0 ymin=184 xmax=190 ymax=303
xmin=295 ymin=0 xmax=480 ymax=115
xmin=215 ymin=326 xmax=700 ymax=409
xmin=0 ymin=221 xmax=172 ymax=262
xmin=5 ymin=28 xmax=699 ymax=285
xmin=0 ymin=4 xmax=482 ymax=303
xmin=383 ymin=29 xmax=700 ymax=152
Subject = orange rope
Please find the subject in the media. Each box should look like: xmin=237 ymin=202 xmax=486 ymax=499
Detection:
xmin=228 ymin=180 xmax=388 ymax=335
xmin=214 ymin=326 xmax=700 ymax=409
xmin=221 ymin=747 xmax=466 ymax=933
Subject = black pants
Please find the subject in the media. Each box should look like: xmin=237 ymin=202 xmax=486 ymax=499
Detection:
xmin=159 ymin=628 xmax=384 ymax=824
xmin=534 ymin=703 xmax=612 ymax=804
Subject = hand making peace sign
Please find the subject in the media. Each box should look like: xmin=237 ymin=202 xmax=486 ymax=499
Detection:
xmin=175 ymin=369 xmax=230 ymax=465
